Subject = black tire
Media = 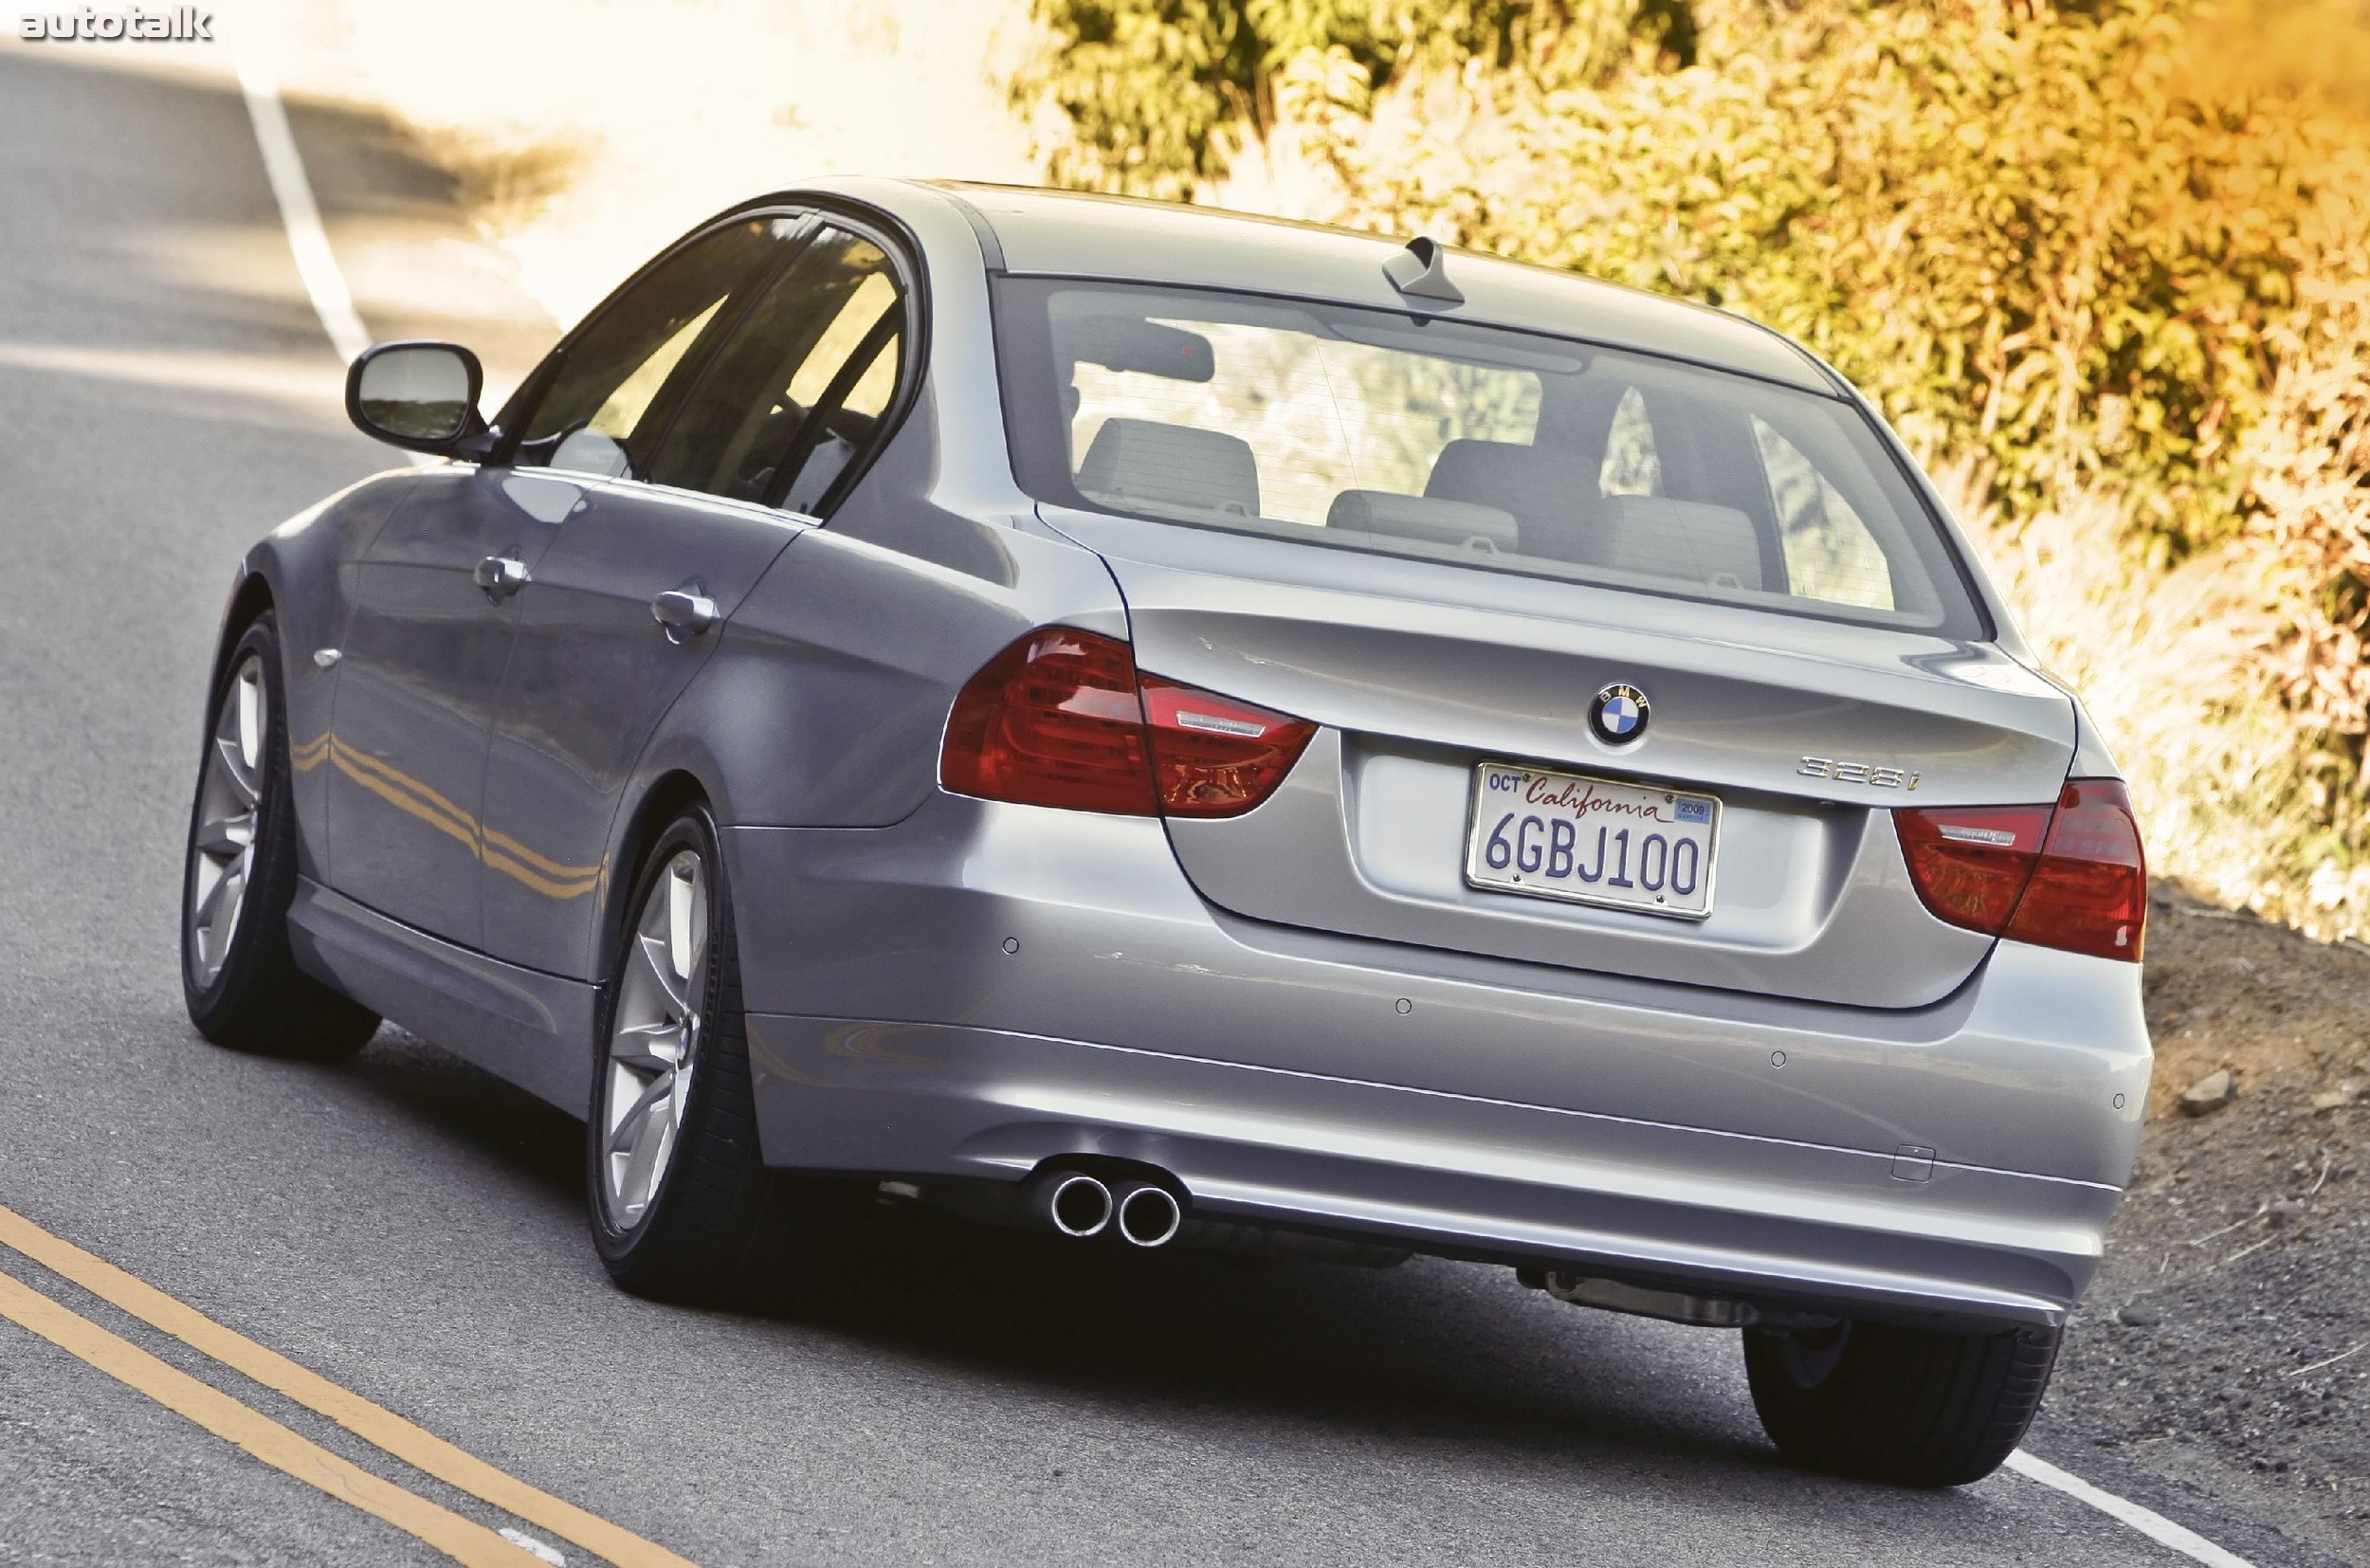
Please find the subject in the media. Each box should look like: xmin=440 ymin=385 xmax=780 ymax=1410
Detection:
xmin=1743 ymin=1316 xmax=2060 ymax=1486
xmin=587 ymin=806 xmax=792 ymax=1303
xmin=181 ymin=613 xmax=381 ymax=1058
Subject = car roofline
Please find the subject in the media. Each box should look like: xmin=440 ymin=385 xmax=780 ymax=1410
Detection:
xmin=714 ymin=177 xmax=2017 ymax=648
xmin=920 ymin=180 xmax=1838 ymax=388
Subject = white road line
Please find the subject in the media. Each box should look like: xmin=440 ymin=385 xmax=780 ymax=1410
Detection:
xmin=231 ymin=49 xmax=372 ymax=365
xmin=2007 ymin=1450 xmax=2257 ymax=1567
xmin=231 ymin=33 xmax=439 ymax=465
xmin=498 ymin=1528 xmax=567 ymax=1566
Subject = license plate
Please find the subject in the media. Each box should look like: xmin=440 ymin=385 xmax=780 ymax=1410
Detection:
xmin=1465 ymin=762 xmax=1720 ymax=920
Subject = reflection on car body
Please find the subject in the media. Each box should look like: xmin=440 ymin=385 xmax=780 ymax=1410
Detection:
xmin=182 ymin=179 xmax=2151 ymax=1489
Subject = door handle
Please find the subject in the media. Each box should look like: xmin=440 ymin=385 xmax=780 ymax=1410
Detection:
xmin=651 ymin=587 xmax=719 ymax=643
xmin=474 ymin=555 xmax=529 ymax=601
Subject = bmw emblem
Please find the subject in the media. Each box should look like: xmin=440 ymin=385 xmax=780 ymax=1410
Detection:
xmin=1590 ymin=684 xmax=1650 ymax=745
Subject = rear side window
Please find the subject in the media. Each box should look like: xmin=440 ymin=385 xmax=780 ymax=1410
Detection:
xmin=994 ymin=280 xmax=1980 ymax=636
xmin=1755 ymin=416 xmax=1894 ymax=610
xmin=649 ymin=225 xmax=906 ymax=512
xmin=507 ymin=216 xmax=800 ymax=480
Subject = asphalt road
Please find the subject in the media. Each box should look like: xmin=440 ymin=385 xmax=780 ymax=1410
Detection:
xmin=0 ymin=41 xmax=2343 ymax=1568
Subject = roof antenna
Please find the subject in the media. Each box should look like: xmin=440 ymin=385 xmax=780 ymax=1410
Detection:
xmin=1382 ymin=235 xmax=1464 ymax=304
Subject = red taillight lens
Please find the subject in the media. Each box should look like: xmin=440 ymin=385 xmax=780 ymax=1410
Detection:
xmin=1895 ymin=778 xmax=2146 ymax=961
xmin=1139 ymin=675 xmax=1318 ymax=818
xmin=941 ymin=629 xmax=1315 ymax=819
xmin=939 ymin=628 xmax=1158 ymax=814
xmin=2005 ymin=778 xmax=2147 ymax=961
xmin=1895 ymin=803 xmax=2053 ymax=933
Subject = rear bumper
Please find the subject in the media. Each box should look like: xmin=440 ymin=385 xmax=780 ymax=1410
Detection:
xmin=728 ymin=795 xmax=2150 ymax=1330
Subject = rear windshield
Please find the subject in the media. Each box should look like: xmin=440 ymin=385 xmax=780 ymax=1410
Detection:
xmin=993 ymin=279 xmax=1982 ymax=637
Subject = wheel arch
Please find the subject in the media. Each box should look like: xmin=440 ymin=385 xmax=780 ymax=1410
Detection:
xmin=213 ymin=469 xmax=418 ymax=706
xmin=209 ymin=569 xmax=277 ymax=699
xmin=599 ymin=769 xmax=716 ymax=985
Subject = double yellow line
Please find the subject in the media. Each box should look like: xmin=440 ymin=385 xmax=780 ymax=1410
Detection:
xmin=0 ymin=1203 xmax=692 ymax=1567
xmin=293 ymin=732 xmax=606 ymax=903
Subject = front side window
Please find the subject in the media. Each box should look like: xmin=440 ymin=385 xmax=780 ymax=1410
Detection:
xmin=507 ymin=216 xmax=801 ymax=480
xmin=648 ymin=226 xmax=906 ymax=511
xmin=994 ymin=280 xmax=1979 ymax=635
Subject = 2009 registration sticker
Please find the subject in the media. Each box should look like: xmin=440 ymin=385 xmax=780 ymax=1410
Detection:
xmin=1464 ymin=762 xmax=1720 ymax=920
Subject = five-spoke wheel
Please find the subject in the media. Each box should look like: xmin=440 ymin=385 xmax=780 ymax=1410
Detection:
xmin=186 ymin=652 xmax=265 ymax=990
xmin=180 ymin=612 xmax=379 ymax=1057
xmin=598 ymin=849 xmax=710 ymax=1231
xmin=587 ymin=808 xmax=791 ymax=1301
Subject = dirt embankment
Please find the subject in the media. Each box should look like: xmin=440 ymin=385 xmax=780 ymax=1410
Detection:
xmin=2049 ymin=886 xmax=2370 ymax=1536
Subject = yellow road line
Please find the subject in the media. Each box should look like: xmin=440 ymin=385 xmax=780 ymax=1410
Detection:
xmin=481 ymin=823 xmax=601 ymax=882
xmin=481 ymin=845 xmax=603 ymax=900
xmin=0 ymin=1266 xmax=544 ymax=1568
xmin=307 ymin=734 xmax=601 ymax=900
xmin=0 ymin=1205 xmax=696 ymax=1568
xmin=326 ymin=738 xmax=481 ymax=832
xmin=328 ymin=745 xmax=482 ymax=853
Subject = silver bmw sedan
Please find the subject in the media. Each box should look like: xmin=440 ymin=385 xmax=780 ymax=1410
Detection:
xmin=182 ymin=180 xmax=2150 ymax=1487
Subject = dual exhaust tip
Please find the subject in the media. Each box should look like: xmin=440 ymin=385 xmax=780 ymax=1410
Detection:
xmin=1032 ymin=1170 xmax=1183 ymax=1249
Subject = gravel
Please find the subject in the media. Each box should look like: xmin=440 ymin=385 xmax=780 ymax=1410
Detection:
xmin=2045 ymin=885 xmax=2370 ymax=1538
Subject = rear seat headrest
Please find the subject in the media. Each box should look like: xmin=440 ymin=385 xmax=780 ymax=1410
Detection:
xmin=1076 ymin=417 xmax=1261 ymax=520
xmin=1595 ymin=496 xmax=1762 ymax=592
xmin=1424 ymin=438 xmax=1602 ymax=561
xmin=1425 ymin=440 xmax=1540 ymax=506
xmin=1328 ymin=490 xmax=1520 ymax=555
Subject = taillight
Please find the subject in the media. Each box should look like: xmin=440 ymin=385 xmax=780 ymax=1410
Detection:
xmin=941 ymin=629 xmax=1315 ymax=819
xmin=2005 ymin=779 xmax=2147 ymax=961
xmin=1895 ymin=803 xmax=2053 ymax=933
xmin=939 ymin=629 xmax=1157 ymax=814
xmin=1895 ymin=778 xmax=2145 ymax=962
xmin=1139 ymin=675 xmax=1317 ymax=818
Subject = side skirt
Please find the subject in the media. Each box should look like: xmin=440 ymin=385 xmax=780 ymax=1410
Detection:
xmin=286 ymin=878 xmax=596 ymax=1115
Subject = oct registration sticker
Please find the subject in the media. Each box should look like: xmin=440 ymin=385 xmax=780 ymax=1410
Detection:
xmin=1464 ymin=762 xmax=1720 ymax=921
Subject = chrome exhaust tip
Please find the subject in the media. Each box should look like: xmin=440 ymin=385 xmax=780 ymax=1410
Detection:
xmin=1114 ymin=1184 xmax=1183 ymax=1249
xmin=1034 ymin=1172 xmax=1113 ymax=1238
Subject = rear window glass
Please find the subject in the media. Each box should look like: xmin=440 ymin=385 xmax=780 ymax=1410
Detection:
xmin=993 ymin=279 xmax=1980 ymax=636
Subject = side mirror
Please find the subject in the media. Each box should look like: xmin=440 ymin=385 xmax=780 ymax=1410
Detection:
xmin=346 ymin=340 xmax=484 ymax=453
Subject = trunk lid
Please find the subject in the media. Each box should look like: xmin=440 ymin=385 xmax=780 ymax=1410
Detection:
xmin=1050 ymin=505 xmax=2076 ymax=1010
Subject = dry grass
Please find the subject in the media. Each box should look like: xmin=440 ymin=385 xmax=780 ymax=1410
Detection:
xmin=1955 ymin=463 xmax=2369 ymax=940
xmin=399 ymin=128 xmax=590 ymax=235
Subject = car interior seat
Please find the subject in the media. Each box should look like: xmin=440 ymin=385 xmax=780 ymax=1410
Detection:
xmin=1076 ymin=418 xmax=1262 ymax=520
xmin=1326 ymin=490 xmax=1519 ymax=554
xmin=1595 ymin=496 xmax=1763 ymax=591
xmin=1423 ymin=439 xmax=1601 ymax=562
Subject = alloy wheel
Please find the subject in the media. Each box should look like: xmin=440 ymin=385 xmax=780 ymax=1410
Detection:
xmin=599 ymin=849 xmax=710 ymax=1231
xmin=187 ymin=653 xmax=265 ymax=990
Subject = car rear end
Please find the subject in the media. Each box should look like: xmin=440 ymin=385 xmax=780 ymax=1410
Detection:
xmin=736 ymin=186 xmax=2151 ymax=1484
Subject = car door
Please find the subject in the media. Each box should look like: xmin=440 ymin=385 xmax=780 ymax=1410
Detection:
xmin=328 ymin=467 xmax=565 ymax=944
xmin=325 ymin=212 xmax=800 ymax=947
xmin=478 ymin=219 xmax=914 ymax=978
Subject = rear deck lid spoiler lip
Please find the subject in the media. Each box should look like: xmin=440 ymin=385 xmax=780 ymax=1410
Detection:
xmin=1040 ymin=499 xmax=1999 ymax=673
xmin=1045 ymin=504 xmax=2076 ymax=812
